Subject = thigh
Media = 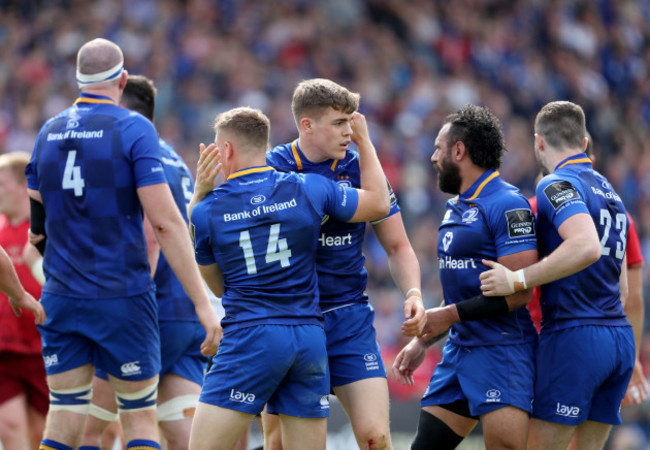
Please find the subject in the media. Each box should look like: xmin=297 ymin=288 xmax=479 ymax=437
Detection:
xmin=324 ymin=303 xmax=386 ymax=387
xmin=529 ymin=418 xmax=576 ymax=450
xmin=333 ymin=377 xmax=389 ymax=434
xmin=189 ymin=401 xmax=254 ymax=450
xmin=279 ymin=415 xmax=326 ymax=450
xmin=481 ymin=406 xmax=529 ymax=450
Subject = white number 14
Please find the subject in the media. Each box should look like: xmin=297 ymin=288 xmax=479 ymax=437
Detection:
xmin=238 ymin=223 xmax=292 ymax=274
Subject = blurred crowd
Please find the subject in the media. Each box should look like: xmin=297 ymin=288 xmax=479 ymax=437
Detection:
xmin=1 ymin=0 xmax=650 ymax=446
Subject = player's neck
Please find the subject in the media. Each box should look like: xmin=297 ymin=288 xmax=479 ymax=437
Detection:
xmin=297 ymin=136 xmax=329 ymax=163
xmin=80 ymin=87 xmax=119 ymax=103
xmin=548 ymin=148 xmax=582 ymax=173
xmin=459 ymin=165 xmax=487 ymax=195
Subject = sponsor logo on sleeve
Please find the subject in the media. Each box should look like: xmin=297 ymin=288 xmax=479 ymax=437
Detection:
xmin=442 ymin=231 xmax=453 ymax=251
xmin=462 ymin=207 xmax=479 ymax=223
xmin=505 ymin=208 xmax=535 ymax=238
xmin=544 ymin=181 xmax=580 ymax=210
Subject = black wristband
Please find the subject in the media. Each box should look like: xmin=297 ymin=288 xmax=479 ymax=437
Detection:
xmin=456 ymin=294 xmax=509 ymax=322
xmin=29 ymin=197 xmax=46 ymax=255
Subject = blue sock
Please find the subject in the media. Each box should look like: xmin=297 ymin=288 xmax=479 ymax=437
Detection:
xmin=40 ymin=439 xmax=73 ymax=450
xmin=126 ymin=439 xmax=162 ymax=450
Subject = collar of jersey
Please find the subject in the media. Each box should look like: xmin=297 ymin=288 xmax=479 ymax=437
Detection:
xmin=227 ymin=165 xmax=274 ymax=180
xmin=291 ymin=139 xmax=339 ymax=172
xmin=74 ymin=93 xmax=117 ymax=105
xmin=556 ymin=153 xmax=592 ymax=171
xmin=456 ymin=169 xmax=500 ymax=203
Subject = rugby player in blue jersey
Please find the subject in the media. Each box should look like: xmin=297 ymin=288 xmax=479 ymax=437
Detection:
xmin=79 ymin=74 xmax=214 ymax=450
xmin=25 ymin=39 xmax=221 ymax=450
xmin=264 ymin=78 xmax=426 ymax=450
xmin=480 ymin=101 xmax=635 ymax=450
xmin=188 ymin=106 xmax=390 ymax=450
xmin=393 ymin=105 xmax=539 ymax=450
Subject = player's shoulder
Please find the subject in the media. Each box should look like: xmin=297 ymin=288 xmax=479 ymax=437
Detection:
xmin=267 ymin=143 xmax=295 ymax=169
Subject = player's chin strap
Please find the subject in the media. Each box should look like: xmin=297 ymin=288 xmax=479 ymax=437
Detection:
xmin=76 ymin=59 xmax=124 ymax=89
xmin=157 ymin=394 xmax=199 ymax=421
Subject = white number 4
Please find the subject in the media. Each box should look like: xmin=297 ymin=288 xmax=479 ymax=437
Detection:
xmin=239 ymin=223 xmax=292 ymax=275
xmin=62 ymin=150 xmax=85 ymax=196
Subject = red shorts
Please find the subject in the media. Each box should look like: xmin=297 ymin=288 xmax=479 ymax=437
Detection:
xmin=0 ymin=353 xmax=49 ymax=415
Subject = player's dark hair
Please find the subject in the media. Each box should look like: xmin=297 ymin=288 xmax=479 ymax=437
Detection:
xmin=122 ymin=75 xmax=157 ymax=121
xmin=214 ymin=107 xmax=270 ymax=151
xmin=291 ymin=78 xmax=360 ymax=124
xmin=444 ymin=104 xmax=505 ymax=170
xmin=535 ymin=101 xmax=586 ymax=150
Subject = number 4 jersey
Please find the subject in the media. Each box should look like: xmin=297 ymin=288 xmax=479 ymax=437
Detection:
xmin=191 ymin=166 xmax=359 ymax=333
xmin=536 ymin=153 xmax=629 ymax=332
xmin=26 ymin=93 xmax=166 ymax=298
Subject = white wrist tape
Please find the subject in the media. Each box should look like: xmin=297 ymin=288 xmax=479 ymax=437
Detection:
xmin=506 ymin=269 xmax=528 ymax=293
xmin=405 ymin=288 xmax=422 ymax=299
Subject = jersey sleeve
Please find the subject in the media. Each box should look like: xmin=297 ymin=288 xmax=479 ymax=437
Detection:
xmin=370 ymin=178 xmax=401 ymax=224
xmin=304 ymin=173 xmax=359 ymax=222
xmin=536 ymin=176 xmax=589 ymax=230
xmin=124 ymin=114 xmax=167 ymax=188
xmin=489 ymin=194 xmax=537 ymax=257
xmin=191 ymin=200 xmax=216 ymax=266
xmin=266 ymin=146 xmax=293 ymax=173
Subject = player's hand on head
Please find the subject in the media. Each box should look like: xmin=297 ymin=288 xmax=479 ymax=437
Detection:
xmin=350 ymin=112 xmax=370 ymax=145
xmin=27 ymin=229 xmax=45 ymax=246
xmin=479 ymin=259 xmax=515 ymax=296
xmin=195 ymin=143 xmax=222 ymax=198
xmin=9 ymin=291 xmax=46 ymax=325
xmin=402 ymin=296 xmax=427 ymax=337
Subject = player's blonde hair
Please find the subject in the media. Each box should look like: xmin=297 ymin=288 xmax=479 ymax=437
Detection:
xmin=213 ymin=107 xmax=270 ymax=152
xmin=0 ymin=151 xmax=30 ymax=183
xmin=291 ymin=78 xmax=360 ymax=125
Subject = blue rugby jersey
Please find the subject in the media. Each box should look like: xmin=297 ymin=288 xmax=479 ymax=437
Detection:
xmin=192 ymin=166 xmax=359 ymax=332
xmin=154 ymin=138 xmax=198 ymax=322
xmin=439 ymin=170 xmax=538 ymax=346
xmin=266 ymin=140 xmax=400 ymax=311
xmin=536 ymin=153 xmax=629 ymax=332
xmin=26 ymin=93 xmax=166 ymax=298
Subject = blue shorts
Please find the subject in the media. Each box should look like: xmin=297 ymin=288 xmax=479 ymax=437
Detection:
xmin=421 ymin=340 xmax=536 ymax=417
xmin=160 ymin=321 xmax=208 ymax=385
xmin=38 ymin=292 xmax=160 ymax=381
xmin=324 ymin=302 xmax=386 ymax=387
xmin=200 ymin=324 xmax=330 ymax=418
xmin=534 ymin=325 xmax=634 ymax=425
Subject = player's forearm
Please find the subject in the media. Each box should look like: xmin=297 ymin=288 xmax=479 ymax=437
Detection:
xmin=356 ymin=137 xmax=390 ymax=218
xmin=387 ymin=245 xmax=421 ymax=296
xmin=0 ymin=247 xmax=27 ymax=300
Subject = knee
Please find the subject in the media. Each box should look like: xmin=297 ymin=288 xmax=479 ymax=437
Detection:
xmin=355 ymin=427 xmax=391 ymax=450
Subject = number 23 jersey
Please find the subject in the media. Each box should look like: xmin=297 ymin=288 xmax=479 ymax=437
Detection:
xmin=536 ymin=153 xmax=629 ymax=332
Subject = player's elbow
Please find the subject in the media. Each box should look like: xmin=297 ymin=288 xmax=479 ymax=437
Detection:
xmin=582 ymin=239 xmax=602 ymax=266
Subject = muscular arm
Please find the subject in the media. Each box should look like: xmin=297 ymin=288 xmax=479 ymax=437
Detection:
xmin=373 ymin=213 xmax=426 ymax=336
xmin=138 ymin=182 xmax=221 ymax=355
xmin=481 ymin=213 xmax=601 ymax=296
xmin=625 ymin=263 xmax=643 ymax=357
xmin=143 ymin=215 xmax=160 ymax=278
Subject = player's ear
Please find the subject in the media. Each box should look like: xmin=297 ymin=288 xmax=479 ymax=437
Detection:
xmin=534 ymin=133 xmax=545 ymax=151
xmin=118 ymin=70 xmax=128 ymax=90
xmin=300 ymin=117 xmax=312 ymax=134
xmin=455 ymin=141 xmax=466 ymax=160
